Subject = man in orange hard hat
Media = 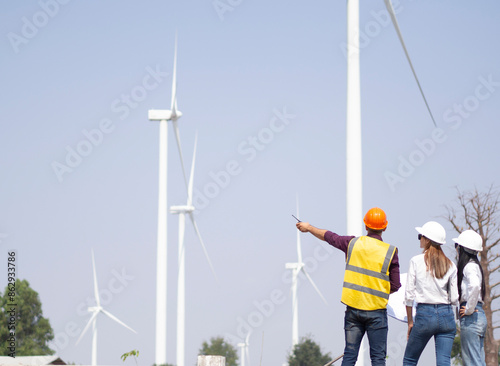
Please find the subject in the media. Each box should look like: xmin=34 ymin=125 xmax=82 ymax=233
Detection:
xmin=297 ymin=207 xmax=401 ymax=366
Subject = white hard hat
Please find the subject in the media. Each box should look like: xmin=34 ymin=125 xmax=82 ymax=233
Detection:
xmin=453 ymin=230 xmax=483 ymax=252
xmin=415 ymin=221 xmax=446 ymax=245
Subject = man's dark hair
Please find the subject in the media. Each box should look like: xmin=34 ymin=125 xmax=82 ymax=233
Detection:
xmin=367 ymin=228 xmax=384 ymax=235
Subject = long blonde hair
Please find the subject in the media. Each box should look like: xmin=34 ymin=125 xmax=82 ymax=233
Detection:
xmin=423 ymin=241 xmax=452 ymax=279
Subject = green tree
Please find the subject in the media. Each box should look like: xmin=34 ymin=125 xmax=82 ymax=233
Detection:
xmin=451 ymin=331 xmax=462 ymax=365
xmin=199 ymin=336 xmax=238 ymax=366
xmin=122 ymin=349 xmax=139 ymax=365
xmin=287 ymin=336 xmax=331 ymax=366
xmin=0 ymin=279 xmax=55 ymax=355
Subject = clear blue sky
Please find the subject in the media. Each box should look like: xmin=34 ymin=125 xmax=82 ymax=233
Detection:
xmin=1 ymin=1 xmax=499 ymax=365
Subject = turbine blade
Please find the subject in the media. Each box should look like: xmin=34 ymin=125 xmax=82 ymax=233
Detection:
xmin=297 ymin=230 xmax=303 ymax=264
xmin=172 ymin=120 xmax=189 ymax=192
xmin=101 ymin=308 xmax=137 ymax=334
xmin=170 ymin=33 xmax=178 ymax=114
xmin=187 ymin=133 xmax=198 ymax=206
xmin=296 ymin=198 xmax=302 ymax=264
xmin=188 ymin=213 xmax=218 ymax=282
xmin=245 ymin=329 xmax=252 ymax=344
xmin=384 ymin=0 xmax=437 ymax=127
xmin=301 ymin=268 xmax=328 ymax=305
xmin=76 ymin=311 xmax=99 ymax=345
xmin=91 ymin=249 xmax=100 ymax=307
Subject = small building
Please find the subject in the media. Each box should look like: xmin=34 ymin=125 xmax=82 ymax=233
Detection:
xmin=0 ymin=356 xmax=67 ymax=365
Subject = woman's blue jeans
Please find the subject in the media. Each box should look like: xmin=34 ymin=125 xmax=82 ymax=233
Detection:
xmin=342 ymin=306 xmax=388 ymax=366
xmin=460 ymin=302 xmax=487 ymax=366
xmin=403 ymin=304 xmax=456 ymax=366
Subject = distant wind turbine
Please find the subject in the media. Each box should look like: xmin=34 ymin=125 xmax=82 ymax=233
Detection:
xmin=286 ymin=200 xmax=327 ymax=348
xmin=170 ymin=134 xmax=218 ymax=366
xmin=237 ymin=331 xmax=251 ymax=366
xmin=345 ymin=1 xmax=434 ymax=365
xmin=76 ymin=250 xmax=136 ymax=366
xmin=148 ymin=34 xmax=188 ymax=366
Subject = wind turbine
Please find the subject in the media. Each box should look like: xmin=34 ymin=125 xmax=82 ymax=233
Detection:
xmin=286 ymin=201 xmax=328 ymax=348
xmin=148 ymin=34 xmax=188 ymax=366
xmin=170 ymin=134 xmax=218 ymax=366
xmin=345 ymin=1 xmax=435 ymax=365
xmin=237 ymin=331 xmax=251 ymax=366
xmin=76 ymin=250 xmax=136 ymax=366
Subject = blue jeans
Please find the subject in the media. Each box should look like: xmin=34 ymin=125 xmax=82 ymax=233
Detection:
xmin=403 ymin=304 xmax=456 ymax=366
xmin=460 ymin=302 xmax=487 ymax=366
xmin=342 ymin=306 xmax=388 ymax=366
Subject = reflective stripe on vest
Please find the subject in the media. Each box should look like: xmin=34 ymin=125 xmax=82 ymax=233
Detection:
xmin=341 ymin=236 xmax=396 ymax=310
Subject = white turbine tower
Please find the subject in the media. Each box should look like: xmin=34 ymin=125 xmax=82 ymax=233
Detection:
xmin=237 ymin=331 xmax=251 ymax=366
xmin=148 ymin=34 xmax=188 ymax=366
xmin=170 ymin=134 xmax=218 ymax=366
xmin=345 ymin=1 xmax=435 ymax=364
xmin=286 ymin=201 xmax=328 ymax=348
xmin=76 ymin=250 xmax=137 ymax=366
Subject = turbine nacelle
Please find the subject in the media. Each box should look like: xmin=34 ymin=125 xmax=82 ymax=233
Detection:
xmin=285 ymin=262 xmax=303 ymax=270
xmin=170 ymin=205 xmax=195 ymax=214
xmin=148 ymin=109 xmax=183 ymax=122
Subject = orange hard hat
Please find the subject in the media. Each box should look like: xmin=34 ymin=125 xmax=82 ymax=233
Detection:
xmin=363 ymin=207 xmax=388 ymax=230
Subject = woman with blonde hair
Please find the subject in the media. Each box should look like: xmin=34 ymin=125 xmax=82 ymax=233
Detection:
xmin=403 ymin=221 xmax=459 ymax=366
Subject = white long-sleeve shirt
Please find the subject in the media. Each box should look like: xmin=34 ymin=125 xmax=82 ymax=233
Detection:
xmin=460 ymin=261 xmax=483 ymax=315
xmin=405 ymin=253 xmax=459 ymax=306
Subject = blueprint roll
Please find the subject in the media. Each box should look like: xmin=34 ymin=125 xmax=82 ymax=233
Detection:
xmin=387 ymin=273 xmax=416 ymax=323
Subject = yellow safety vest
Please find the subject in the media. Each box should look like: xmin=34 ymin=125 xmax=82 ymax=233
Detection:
xmin=341 ymin=236 xmax=397 ymax=311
